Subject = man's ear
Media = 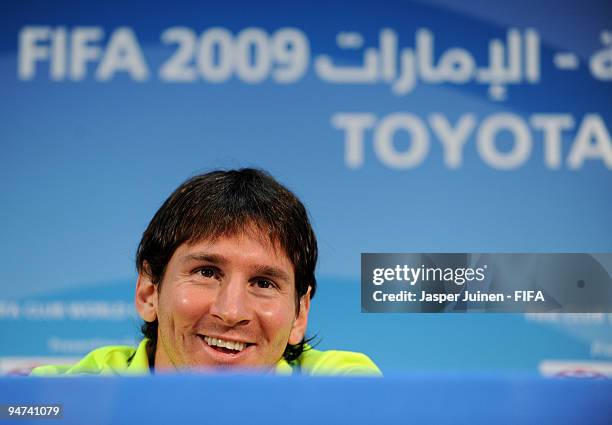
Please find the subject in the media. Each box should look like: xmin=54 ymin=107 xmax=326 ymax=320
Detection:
xmin=135 ymin=266 xmax=158 ymax=322
xmin=288 ymin=286 xmax=311 ymax=345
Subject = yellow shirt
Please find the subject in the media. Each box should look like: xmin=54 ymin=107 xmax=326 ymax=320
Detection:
xmin=31 ymin=339 xmax=381 ymax=376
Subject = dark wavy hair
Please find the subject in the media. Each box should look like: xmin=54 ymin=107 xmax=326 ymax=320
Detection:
xmin=136 ymin=168 xmax=317 ymax=365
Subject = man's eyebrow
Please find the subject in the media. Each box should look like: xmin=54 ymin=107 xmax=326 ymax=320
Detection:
xmin=180 ymin=254 xmax=291 ymax=281
xmin=181 ymin=253 xmax=228 ymax=265
xmin=254 ymin=265 xmax=291 ymax=282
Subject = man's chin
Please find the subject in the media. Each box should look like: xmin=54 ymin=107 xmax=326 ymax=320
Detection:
xmin=187 ymin=363 xmax=274 ymax=374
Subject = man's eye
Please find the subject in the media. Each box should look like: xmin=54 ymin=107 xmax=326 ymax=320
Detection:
xmin=254 ymin=279 xmax=275 ymax=289
xmin=199 ymin=268 xmax=216 ymax=278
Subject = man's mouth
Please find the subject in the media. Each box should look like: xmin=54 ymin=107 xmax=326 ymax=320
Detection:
xmin=199 ymin=335 xmax=251 ymax=355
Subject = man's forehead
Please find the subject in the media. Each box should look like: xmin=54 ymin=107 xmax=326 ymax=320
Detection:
xmin=177 ymin=232 xmax=294 ymax=271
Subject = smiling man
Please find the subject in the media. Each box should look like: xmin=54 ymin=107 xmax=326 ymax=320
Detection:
xmin=32 ymin=169 xmax=380 ymax=375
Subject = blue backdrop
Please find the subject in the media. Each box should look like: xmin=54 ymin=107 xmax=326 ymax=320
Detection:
xmin=1 ymin=0 xmax=611 ymax=374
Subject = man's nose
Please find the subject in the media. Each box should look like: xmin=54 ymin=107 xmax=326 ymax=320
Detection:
xmin=209 ymin=277 xmax=251 ymax=327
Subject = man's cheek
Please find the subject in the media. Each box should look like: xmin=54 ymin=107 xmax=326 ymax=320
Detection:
xmin=257 ymin=297 xmax=294 ymax=318
xmin=174 ymin=288 xmax=209 ymax=319
xmin=260 ymin=305 xmax=295 ymax=340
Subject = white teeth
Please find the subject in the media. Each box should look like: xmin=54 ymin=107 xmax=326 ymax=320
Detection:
xmin=203 ymin=336 xmax=246 ymax=352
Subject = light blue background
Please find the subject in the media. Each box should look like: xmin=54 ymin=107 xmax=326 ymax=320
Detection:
xmin=1 ymin=0 xmax=611 ymax=372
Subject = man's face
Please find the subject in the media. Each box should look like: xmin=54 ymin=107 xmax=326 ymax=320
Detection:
xmin=136 ymin=232 xmax=310 ymax=371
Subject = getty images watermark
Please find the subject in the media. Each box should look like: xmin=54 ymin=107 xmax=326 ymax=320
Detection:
xmin=361 ymin=254 xmax=612 ymax=313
